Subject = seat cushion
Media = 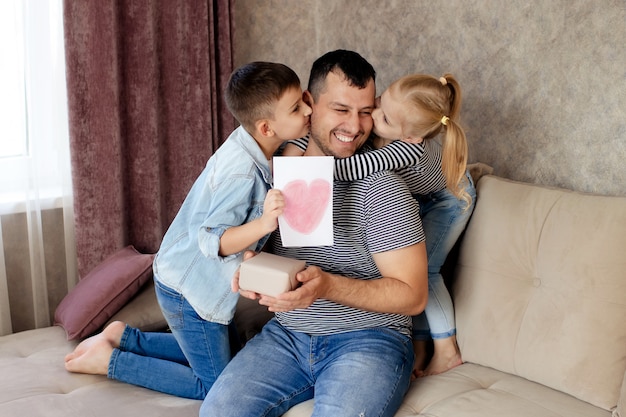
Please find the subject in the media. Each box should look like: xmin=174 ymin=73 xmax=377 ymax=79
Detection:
xmin=0 ymin=326 xmax=199 ymax=417
xmin=283 ymin=364 xmax=610 ymax=417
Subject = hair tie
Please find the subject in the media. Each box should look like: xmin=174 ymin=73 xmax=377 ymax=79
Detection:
xmin=439 ymin=76 xmax=448 ymax=86
xmin=440 ymin=115 xmax=450 ymax=126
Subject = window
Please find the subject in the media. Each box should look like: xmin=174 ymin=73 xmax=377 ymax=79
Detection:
xmin=0 ymin=0 xmax=70 ymax=214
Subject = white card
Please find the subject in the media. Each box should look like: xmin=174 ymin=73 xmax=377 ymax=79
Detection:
xmin=273 ymin=156 xmax=334 ymax=247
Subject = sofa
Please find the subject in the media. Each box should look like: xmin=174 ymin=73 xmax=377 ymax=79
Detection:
xmin=1 ymin=174 xmax=625 ymax=417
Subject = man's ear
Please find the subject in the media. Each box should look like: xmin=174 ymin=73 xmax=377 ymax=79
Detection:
xmin=255 ymin=120 xmax=273 ymax=137
xmin=402 ymin=136 xmax=424 ymax=144
xmin=303 ymin=90 xmax=314 ymax=107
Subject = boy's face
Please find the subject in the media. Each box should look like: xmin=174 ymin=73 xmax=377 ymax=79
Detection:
xmin=269 ymin=87 xmax=312 ymax=141
xmin=306 ymin=71 xmax=375 ymax=159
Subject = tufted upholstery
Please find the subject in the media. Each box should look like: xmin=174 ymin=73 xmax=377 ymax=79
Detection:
xmin=0 ymin=326 xmax=199 ymax=416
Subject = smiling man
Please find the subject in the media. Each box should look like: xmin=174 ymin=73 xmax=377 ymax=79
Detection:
xmin=201 ymin=50 xmax=428 ymax=417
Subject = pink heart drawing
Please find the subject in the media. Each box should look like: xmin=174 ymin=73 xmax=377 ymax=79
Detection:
xmin=282 ymin=178 xmax=331 ymax=235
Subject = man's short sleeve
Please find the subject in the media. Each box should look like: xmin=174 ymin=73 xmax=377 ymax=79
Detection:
xmin=363 ymin=172 xmax=424 ymax=253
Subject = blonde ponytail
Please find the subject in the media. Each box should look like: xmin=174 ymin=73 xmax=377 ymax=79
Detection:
xmin=391 ymin=73 xmax=471 ymax=209
xmin=440 ymin=74 xmax=471 ymax=209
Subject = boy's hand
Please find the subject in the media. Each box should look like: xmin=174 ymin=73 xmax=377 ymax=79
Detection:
xmin=260 ymin=189 xmax=284 ymax=233
xmin=232 ymin=250 xmax=261 ymax=300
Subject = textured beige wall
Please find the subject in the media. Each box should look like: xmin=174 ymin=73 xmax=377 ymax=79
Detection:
xmin=233 ymin=0 xmax=626 ymax=196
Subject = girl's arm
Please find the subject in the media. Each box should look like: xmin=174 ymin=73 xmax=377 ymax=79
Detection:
xmin=334 ymin=140 xmax=424 ymax=181
xmin=281 ymin=136 xmax=424 ymax=181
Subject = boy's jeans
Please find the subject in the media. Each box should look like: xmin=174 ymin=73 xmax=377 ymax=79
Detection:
xmin=108 ymin=279 xmax=231 ymax=399
xmin=201 ymin=319 xmax=414 ymax=417
xmin=413 ymin=172 xmax=477 ymax=340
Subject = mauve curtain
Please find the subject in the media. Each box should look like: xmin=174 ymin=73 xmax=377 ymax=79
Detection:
xmin=63 ymin=0 xmax=235 ymax=276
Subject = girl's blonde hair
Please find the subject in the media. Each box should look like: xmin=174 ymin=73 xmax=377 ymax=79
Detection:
xmin=390 ymin=73 xmax=471 ymax=208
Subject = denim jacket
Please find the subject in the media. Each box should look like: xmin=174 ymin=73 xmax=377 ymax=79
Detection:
xmin=153 ymin=126 xmax=273 ymax=324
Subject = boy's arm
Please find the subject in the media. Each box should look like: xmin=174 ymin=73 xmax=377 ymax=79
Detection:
xmin=218 ymin=189 xmax=284 ymax=256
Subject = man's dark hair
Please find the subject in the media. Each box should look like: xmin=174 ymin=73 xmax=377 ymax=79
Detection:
xmin=307 ymin=49 xmax=376 ymax=101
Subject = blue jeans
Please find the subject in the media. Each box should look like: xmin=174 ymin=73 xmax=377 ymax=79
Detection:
xmin=200 ymin=319 xmax=414 ymax=417
xmin=412 ymin=172 xmax=476 ymax=340
xmin=107 ymin=278 xmax=232 ymax=399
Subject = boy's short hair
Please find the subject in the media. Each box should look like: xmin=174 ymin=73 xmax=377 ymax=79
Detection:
xmin=307 ymin=49 xmax=376 ymax=102
xmin=225 ymin=62 xmax=302 ymax=133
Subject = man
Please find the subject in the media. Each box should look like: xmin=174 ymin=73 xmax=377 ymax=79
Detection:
xmin=201 ymin=49 xmax=428 ymax=417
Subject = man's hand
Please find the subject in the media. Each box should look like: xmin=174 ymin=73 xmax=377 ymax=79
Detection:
xmin=257 ymin=265 xmax=328 ymax=312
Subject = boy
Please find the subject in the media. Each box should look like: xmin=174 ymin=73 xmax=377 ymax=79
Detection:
xmin=64 ymin=62 xmax=311 ymax=399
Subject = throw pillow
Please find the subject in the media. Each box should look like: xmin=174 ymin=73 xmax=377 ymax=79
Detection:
xmin=54 ymin=245 xmax=154 ymax=340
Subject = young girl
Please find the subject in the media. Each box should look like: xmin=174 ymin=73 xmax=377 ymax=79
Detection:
xmin=285 ymin=73 xmax=475 ymax=376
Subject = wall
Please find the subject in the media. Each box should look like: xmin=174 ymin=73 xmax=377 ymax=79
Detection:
xmin=233 ymin=0 xmax=626 ymax=196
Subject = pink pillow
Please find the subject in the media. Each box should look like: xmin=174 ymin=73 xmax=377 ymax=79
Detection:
xmin=54 ymin=245 xmax=155 ymax=340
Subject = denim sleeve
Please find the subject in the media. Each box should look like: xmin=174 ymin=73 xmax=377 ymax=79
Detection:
xmin=196 ymin=175 xmax=260 ymax=262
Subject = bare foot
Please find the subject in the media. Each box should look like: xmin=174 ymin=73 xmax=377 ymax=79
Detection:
xmin=64 ymin=338 xmax=114 ymax=374
xmin=421 ymin=335 xmax=462 ymax=376
xmin=411 ymin=340 xmax=429 ymax=380
xmin=64 ymin=321 xmax=126 ymax=365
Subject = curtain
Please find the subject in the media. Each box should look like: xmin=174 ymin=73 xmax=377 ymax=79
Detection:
xmin=0 ymin=0 xmax=76 ymax=336
xmin=63 ymin=1 xmax=235 ymax=277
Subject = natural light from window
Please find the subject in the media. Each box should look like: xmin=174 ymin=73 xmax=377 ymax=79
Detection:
xmin=0 ymin=0 xmax=70 ymax=214
xmin=0 ymin=1 xmax=28 ymax=159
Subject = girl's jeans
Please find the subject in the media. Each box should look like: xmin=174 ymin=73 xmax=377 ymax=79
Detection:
xmin=412 ymin=172 xmax=477 ymax=340
xmin=107 ymin=278 xmax=231 ymax=399
xmin=200 ymin=319 xmax=414 ymax=417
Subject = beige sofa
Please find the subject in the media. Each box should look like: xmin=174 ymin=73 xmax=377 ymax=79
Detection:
xmin=1 ymin=175 xmax=625 ymax=417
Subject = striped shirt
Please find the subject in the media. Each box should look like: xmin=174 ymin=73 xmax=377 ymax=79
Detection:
xmin=271 ymin=170 xmax=424 ymax=337
xmin=289 ymin=137 xmax=446 ymax=195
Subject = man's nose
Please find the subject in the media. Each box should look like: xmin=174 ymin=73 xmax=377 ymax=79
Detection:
xmin=344 ymin=111 xmax=361 ymax=133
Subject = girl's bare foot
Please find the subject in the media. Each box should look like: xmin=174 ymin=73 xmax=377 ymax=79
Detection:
xmin=64 ymin=338 xmax=114 ymax=375
xmin=64 ymin=321 xmax=126 ymax=365
xmin=422 ymin=335 xmax=462 ymax=376
xmin=411 ymin=339 xmax=430 ymax=380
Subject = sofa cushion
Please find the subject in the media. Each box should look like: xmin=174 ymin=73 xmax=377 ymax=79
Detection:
xmin=283 ymin=363 xmax=611 ymax=417
xmin=54 ymin=246 xmax=155 ymax=340
xmin=0 ymin=326 xmax=199 ymax=417
xmin=453 ymin=176 xmax=626 ymax=410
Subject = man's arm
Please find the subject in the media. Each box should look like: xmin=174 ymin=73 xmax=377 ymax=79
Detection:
xmin=256 ymin=241 xmax=428 ymax=316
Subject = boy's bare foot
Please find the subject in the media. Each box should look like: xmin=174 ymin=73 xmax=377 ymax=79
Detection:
xmin=65 ymin=338 xmax=114 ymax=375
xmin=64 ymin=321 xmax=126 ymax=367
xmin=421 ymin=335 xmax=462 ymax=376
